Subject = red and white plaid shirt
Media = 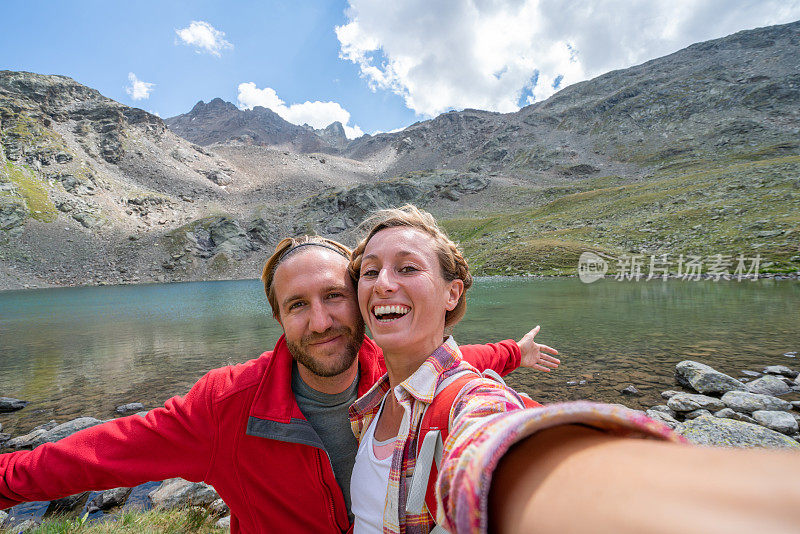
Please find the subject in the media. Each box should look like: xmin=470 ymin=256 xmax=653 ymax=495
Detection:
xmin=349 ymin=337 xmax=685 ymax=534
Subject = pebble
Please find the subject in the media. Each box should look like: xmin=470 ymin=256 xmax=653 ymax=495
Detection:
xmin=621 ymin=385 xmax=642 ymax=396
xmin=115 ymin=402 xmax=145 ymax=415
xmin=684 ymin=409 xmax=712 ymax=420
xmin=762 ymin=365 xmax=799 ymax=378
xmin=740 ymin=370 xmax=761 ymax=377
xmin=660 ymin=390 xmax=680 ymax=399
xmin=784 ymin=352 xmax=797 ymax=358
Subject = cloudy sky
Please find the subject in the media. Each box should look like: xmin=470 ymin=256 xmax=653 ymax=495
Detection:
xmin=2 ymin=0 xmax=799 ymax=137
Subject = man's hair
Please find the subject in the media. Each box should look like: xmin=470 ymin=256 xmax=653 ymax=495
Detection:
xmin=348 ymin=204 xmax=472 ymax=330
xmin=262 ymin=236 xmax=353 ymax=318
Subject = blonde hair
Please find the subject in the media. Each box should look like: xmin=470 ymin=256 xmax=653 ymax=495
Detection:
xmin=349 ymin=204 xmax=472 ymax=329
xmin=262 ymin=236 xmax=352 ymax=318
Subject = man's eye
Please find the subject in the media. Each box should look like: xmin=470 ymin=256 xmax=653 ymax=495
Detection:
xmin=288 ymin=301 xmax=305 ymax=310
xmin=326 ymin=292 xmax=343 ymax=299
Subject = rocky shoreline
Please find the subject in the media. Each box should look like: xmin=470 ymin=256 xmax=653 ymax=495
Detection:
xmin=1 ymin=359 xmax=799 ymax=531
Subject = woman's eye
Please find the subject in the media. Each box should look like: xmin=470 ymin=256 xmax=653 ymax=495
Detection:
xmin=399 ymin=265 xmax=418 ymax=273
xmin=362 ymin=269 xmax=378 ymax=278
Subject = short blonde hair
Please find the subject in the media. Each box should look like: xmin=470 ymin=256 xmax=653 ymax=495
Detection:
xmin=262 ymin=236 xmax=352 ymax=318
xmin=348 ymin=204 xmax=472 ymax=329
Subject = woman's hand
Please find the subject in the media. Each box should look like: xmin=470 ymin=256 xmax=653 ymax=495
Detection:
xmin=518 ymin=325 xmax=560 ymax=372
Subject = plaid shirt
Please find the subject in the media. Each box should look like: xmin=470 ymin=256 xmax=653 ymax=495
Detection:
xmin=349 ymin=338 xmax=686 ymax=534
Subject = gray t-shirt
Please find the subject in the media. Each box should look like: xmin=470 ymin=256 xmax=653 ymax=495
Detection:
xmin=291 ymin=362 xmax=359 ymax=520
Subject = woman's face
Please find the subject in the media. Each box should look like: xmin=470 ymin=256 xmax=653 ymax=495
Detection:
xmin=357 ymin=226 xmax=463 ymax=358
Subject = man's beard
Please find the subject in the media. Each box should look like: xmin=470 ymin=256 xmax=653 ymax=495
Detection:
xmin=287 ymin=322 xmax=365 ymax=378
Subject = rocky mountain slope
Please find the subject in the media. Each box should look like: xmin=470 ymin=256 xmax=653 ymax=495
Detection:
xmin=1 ymin=21 xmax=798 ymax=290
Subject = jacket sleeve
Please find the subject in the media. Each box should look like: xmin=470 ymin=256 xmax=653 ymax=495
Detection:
xmin=435 ymin=383 xmax=687 ymax=533
xmin=0 ymin=369 xmax=220 ymax=510
xmin=459 ymin=340 xmax=521 ymax=377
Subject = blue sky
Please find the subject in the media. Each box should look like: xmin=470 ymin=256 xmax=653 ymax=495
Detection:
xmin=2 ymin=1 xmax=799 ymax=137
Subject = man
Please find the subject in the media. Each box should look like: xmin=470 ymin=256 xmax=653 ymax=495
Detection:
xmin=0 ymin=236 xmax=559 ymax=533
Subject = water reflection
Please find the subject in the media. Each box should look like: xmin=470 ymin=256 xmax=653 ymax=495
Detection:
xmin=1 ymin=278 xmax=798 ymax=436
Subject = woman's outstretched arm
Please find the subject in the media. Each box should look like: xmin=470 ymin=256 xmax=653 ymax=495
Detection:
xmin=489 ymin=425 xmax=800 ymax=534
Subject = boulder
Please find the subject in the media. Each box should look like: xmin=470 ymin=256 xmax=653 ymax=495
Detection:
xmin=721 ymin=390 xmax=793 ymax=413
xmin=4 ymin=428 xmax=48 ymax=449
xmin=216 ymin=516 xmax=231 ymax=529
xmin=762 ymin=365 xmax=799 ymax=378
xmin=745 ymin=375 xmax=792 ymax=396
xmin=620 ymin=385 xmax=641 ymax=396
xmin=645 ymin=410 xmax=679 ymax=429
xmin=793 ymin=401 xmax=800 ymax=410
xmin=674 ymin=361 xmax=746 ymax=395
xmin=648 ymin=405 xmax=677 ymax=418
xmin=0 ymin=196 xmax=29 ymax=232
xmin=86 ymin=487 xmax=132 ymax=513
xmin=752 ymin=411 xmax=799 ymax=435
xmin=684 ymin=409 xmax=712 ymax=420
xmin=0 ymin=397 xmax=29 ymax=413
xmin=675 ymin=415 xmax=800 ymax=449
xmin=660 ymin=390 xmax=680 ymax=400
xmin=149 ymin=478 xmax=219 ymax=510
xmin=115 ymin=402 xmax=145 ymax=415
xmin=44 ymin=492 xmax=90 ymax=517
xmin=208 ymin=498 xmax=230 ymax=517
xmin=32 ymin=417 xmax=103 ymax=447
xmin=713 ymin=408 xmax=756 ymax=424
xmin=667 ymin=392 xmax=725 ymax=413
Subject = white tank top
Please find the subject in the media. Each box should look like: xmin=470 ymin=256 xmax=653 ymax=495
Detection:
xmin=352 ymin=395 xmax=396 ymax=534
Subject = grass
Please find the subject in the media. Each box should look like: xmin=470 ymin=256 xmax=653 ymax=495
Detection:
xmin=5 ymin=508 xmax=227 ymax=534
xmin=439 ymin=149 xmax=800 ymax=276
xmin=4 ymin=161 xmax=58 ymax=223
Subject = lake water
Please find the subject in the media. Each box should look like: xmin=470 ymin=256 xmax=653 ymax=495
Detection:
xmin=2 ymin=277 xmax=798 ymax=438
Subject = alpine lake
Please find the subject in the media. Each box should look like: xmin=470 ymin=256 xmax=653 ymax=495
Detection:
xmin=2 ymin=276 xmax=798 ymax=438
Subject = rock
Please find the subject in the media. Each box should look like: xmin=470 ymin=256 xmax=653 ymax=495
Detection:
xmin=674 ymin=360 xmax=746 ymax=395
xmin=9 ymin=519 xmax=37 ymax=532
xmin=720 ymin=390 xmax=793 ymax=413
xmin=620 ymin=385 xmax=641 ymax=396
xmin=684 ymin=409 xmax=712 ymax=420
xmin=675 ymin=415 xmax=800 ymax=449
xmin=115 ymin=402 xmax=145 ymax=415
xmin=86 ymin=487 xmax=132 ymax=513
xmin=216 ymin=515 xmax=231 ymax=529
xmin=745 ymin=375 xmax=792 ymax=396
xmin=0 ymin=422 xmax=3 ymax=432
xmin=646 ymin=410 xmax=679 ymax=429
xmin=667 ymin=392 xmax=725 ymax=413
xmin=0 ymin=196 xmax=29 ymax=232
xmin=648 ymin=405 xmax=677 ymax=418
xmin=72 ymin=211 xmax=103 ymax=228
xmin=202 ymin=170 xmax=232 ymax=185
xmin=0 ymin=510 xmax=6 ymax=525
xmin=4 ymin=428 xmax=48 ymax=449
xmin=740 ymin=370 xmax=761 ymax=377
xmin=713 ymin=408 xmax=757 ymax=424
xmin=32 ymin=417 xmax=104 ymax=447
xmin=0 ymin=433 xmax=9 ymax=445
xmin=793 ymin=401 xmax=800 ymax=410
xmin=752 ymin=410 xmax=799 ymax=435
xmin=762 ymin=365 xmax=798 ymax=378
xmin=44 ymin=492 xmax=91 ymax=517
xmin=660 ymin=390 xmax=680 ymax=399
xmin=0 ymin=397 xmax=29 ymax=413
xmin=149 ymin=478 xmax=220 ymax=510
xmin=55 ymin=151 xmax=73 ymax=163
xmin=208 ymin=498 xmax=230 ymax=516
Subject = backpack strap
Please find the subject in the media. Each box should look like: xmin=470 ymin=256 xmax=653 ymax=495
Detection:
xmin=406 ymin=373 xmax=478 ymax=523
xmin=406 ymin=371 xmax=543 ymax=526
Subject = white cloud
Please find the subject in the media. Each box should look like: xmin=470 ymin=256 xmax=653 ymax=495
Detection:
xmin=125 ymin=73 xmax=154 ymax=100
xmin=237 ymin=82 xmax=365 ymax=139
xmin=175 ymin=21 xmax=233 ymax=57
xmin=336 ymin=0 xmax=800 ymax=117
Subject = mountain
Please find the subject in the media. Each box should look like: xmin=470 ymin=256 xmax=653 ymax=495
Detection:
xmin=1 ymin=21 xmax=798 ymax=290
xmin=164 ymin=98 xmax=349 ymax=153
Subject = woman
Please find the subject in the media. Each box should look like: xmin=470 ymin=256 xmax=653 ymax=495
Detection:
xmin=348 ymin=205 xmax=800 ymax=534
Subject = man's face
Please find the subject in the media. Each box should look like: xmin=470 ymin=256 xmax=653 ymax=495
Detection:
xmin=272 ymin=248 xmax=365 ymax=377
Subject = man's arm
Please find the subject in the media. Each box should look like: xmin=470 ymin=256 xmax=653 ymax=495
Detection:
xmin=460 ymin=326 xmax=560 ymax=377
xmin=0 ymin=370 xmax=218 ymax=509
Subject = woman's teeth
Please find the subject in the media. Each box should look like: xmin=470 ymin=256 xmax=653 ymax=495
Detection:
xmin=373 ymin=305 xmax=410 ymax=322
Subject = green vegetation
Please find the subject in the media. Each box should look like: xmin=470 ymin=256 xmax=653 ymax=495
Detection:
xmin=4 ymin=161 xmax=58 ymax=222
xmin=441 ymin=150 xmax=800 ymax=276
xmin=3 ymin=507 xmax=226 ymax=533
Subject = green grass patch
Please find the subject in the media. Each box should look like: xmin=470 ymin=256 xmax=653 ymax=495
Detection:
xmin=9 ymin=507 xmax=226 ymax=533
xmin=5 ymin=161 xmax=58 ymax=222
